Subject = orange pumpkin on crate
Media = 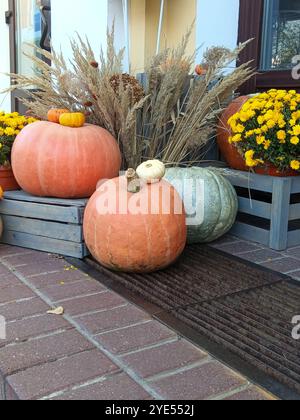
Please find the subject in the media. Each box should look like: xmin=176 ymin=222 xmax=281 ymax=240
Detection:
xmin=12 ymin=120 xmax=121 ymax=199
xmin=83 ymin=161 xmax=187 ymax=273
xmin=217 ymin=96 xmax=249 ymax=171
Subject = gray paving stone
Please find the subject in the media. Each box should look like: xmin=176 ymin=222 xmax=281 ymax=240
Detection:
xmin=213 ymin=241 xmax=262 ymax=255
xmin=235 ymin=249 xmax=283 ymax=264
xmin=261 ymin=257 xmax=300 ymax=274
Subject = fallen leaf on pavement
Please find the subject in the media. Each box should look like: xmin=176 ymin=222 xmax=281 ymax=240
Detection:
xmin=47 ymin=307 xmax=64 ymax=316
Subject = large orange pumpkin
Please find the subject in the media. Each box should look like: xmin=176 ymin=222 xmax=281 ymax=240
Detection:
xmin=83 ymin=167 xmax=187 ymax=273
xmin=12 ymin=121 xmax=121 ymax=199
xmin=217 ymin=96 xmax=249 ymax=171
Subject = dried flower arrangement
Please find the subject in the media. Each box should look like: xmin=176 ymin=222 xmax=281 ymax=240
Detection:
xmin=4 ymin=25 xmax=255 ymax=169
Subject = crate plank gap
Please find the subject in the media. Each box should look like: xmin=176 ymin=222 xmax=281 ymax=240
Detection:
xmin=224 ymin=170 xmax=300 ymax=251
xmin=0 ymin=191 xmax=90 ymax=259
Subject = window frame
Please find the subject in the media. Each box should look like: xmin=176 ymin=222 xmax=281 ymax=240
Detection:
xmin=238 ymin=0 xmax=300 ymax=94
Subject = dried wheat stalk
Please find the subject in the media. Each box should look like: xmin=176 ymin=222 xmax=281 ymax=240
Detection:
xmin=2 ymin=25 xmax=255 ymax=169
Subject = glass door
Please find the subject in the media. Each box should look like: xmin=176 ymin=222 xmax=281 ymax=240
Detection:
xmin=7 ymin=0 xmax=51 ymax=112
xmin=15 ymin=0 xmax=51 ymax=76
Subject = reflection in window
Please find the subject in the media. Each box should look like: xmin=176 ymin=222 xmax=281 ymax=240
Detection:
xmin=261 ymin=0 xmax=300 ymax=71
xmin=15 ymin=0 xmax=51 ymax=76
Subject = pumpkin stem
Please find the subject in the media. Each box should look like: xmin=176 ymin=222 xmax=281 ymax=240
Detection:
xmin=125 ymin=169 xmax=141 ymax=193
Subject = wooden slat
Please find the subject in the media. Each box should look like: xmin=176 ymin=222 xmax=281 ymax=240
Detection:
xmin=270 ymin=178 xmax=292 ymax=251
xmin=1 ymin=215 xmax=83 ymax=242
xmin=289 ymin=203 xmax=300 ymax=221
xmin=230 ymin=222 xmax=270 ymax=247
xmin=291 ymin=176 xmax=300 ymax=194
xmin=1 ymin=231 xmax=89 ymax=259
xmin=0 ymin=199 xmax=82 ymax=224
xmin=4 ymin=190 xmax=89 ymax=207
xmin=238 ymin=197 xmax=272 ymax=219
xmin=288 ymin=230 xmax=300 ymax=248
xmin=226 ymin=170 xmax=300 ymax=250
xmin=225 ymin=170 xmax=274 ymax=192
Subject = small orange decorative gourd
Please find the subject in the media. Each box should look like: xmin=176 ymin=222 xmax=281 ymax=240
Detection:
xmin=59 ymin=112 xmax=86 ymax=128
xmin=195 ymin=64 xmax=207 ymax=76
xmin=47 ymin=109 xmax=69 ymax=123
xmin=83 ymin=161 xmax=187 ymax=273
xmin=12 ymin=121 xmax=121 ymax=198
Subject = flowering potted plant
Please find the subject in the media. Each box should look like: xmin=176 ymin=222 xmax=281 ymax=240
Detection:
xmin=0 ymin=111 xmax=37 ymax=190
xmin=218 ymin=89 xmax=300 ymax=176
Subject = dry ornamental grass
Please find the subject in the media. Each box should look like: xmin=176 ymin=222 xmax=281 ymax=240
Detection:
xmin=3 ymin=25 xmax=255 ymax=169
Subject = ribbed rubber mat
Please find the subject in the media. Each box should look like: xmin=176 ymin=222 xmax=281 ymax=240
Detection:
xmin=86 ymin=245 xmax=300 ymax=396
xmin=91 ymin=246 xmax=283 ymax=310
xmin=174 ymin=281 xmax=300 ymax=393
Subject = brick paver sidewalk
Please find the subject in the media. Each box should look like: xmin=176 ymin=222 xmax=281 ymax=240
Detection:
xmin=0 ymin=244 xmax=274 ymax=400
xmin=211 ymin=235 xmax=300 ymax=280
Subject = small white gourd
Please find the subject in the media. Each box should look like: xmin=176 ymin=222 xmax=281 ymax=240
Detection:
xmin=136 ymin=160 xmax=166 ymax=184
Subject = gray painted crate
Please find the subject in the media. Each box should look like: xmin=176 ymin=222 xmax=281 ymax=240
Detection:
xmin=225 ymin=170 xmax=300 ymax=251
xmin=0 ymin=191 xmax=90 ymax=259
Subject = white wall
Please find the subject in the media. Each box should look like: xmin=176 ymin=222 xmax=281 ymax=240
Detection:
xmin=196 ymin=0 xmax=240 ymax=63
xmin=51 ymin=0 xmax=109 ymax=61
xmin=0 ymin=0 xmax=11 ymax=112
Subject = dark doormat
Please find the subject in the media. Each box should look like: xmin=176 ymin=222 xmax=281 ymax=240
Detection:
xmin=67 ymin=245 xmax=300 ymax=400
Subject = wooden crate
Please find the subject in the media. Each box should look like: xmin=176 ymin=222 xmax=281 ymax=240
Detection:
xmin=225 ymin=170 xmax=300 ymax=251
xmin=0 ymin=191 xmax=89 ymax=259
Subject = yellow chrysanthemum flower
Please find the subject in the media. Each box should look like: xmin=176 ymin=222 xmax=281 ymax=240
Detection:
xmin=277 ymin=130 xmax=286 ymax=142
xmin=231 ymin=134 xmax=242 ymax=143
xmin=278 ymin=118 xmax=286 ymax=128
xmin=293 ymin=125 xmax=300 ymax=136
xmin=245 ymin=130 xmax=254 ymax=138
xmin=256 ymin=135 xmax=265 ymax=145
xmin=291 ymin=160 xmax=300 ymax=171
xmin=266 ymin=119 xmax=276 ymax=129
xmin=234 ymin=124 xmax=245 ymax=134
xmin=257 ymin=116 xmax=265 ymax=125
xmin=291 ymin=136 xmax=300 ymax=145
xmin=4 ymin=127 xmax=15 ymax=136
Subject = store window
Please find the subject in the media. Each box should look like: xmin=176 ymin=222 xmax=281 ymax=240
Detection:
xmin=261 ymin=0 xmax=300 ymax=71
xmin=238 ymin=0 xmax=300 ymax=93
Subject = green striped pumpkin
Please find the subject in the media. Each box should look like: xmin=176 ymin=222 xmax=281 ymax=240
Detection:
xmin=165 ymin=167 xmax=238 ymax=244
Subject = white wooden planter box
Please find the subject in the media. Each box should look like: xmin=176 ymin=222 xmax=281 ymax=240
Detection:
xmin=0 ymin=191 xmax=90 ymax=259
xmin=225 ymin=170 xmax=300 ymax=251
